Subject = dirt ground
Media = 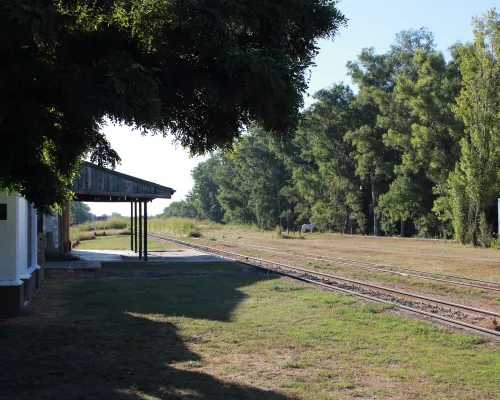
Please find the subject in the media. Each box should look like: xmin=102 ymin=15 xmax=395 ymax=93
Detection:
xmin=201 ymin=230 xmax=500 ymax=281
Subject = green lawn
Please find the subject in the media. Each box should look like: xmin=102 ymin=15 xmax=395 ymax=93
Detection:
xmin=75 ymin=234 xmax=172 ymax=251
xmin=1 ymin=263 xmax=498 ymax=399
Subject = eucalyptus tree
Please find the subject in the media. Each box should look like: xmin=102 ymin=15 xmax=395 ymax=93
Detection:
xmin=227 ymin=128 xmax=291 ymax=229
xmin=452 ymin=9 xmax=500 ymax=245
xmin=376 ymin=29 xmax=441 ymax=236
xmin=191 ymin=158 xmax=224 ymax=223
xmin=215 ymin=154 xmax=254 ymax=225
xmin=278 ymin=84 xmax=364 ymax=232
xmin=345 ymin=49 xmax=397 ymax=235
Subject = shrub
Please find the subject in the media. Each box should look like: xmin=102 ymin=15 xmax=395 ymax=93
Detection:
xmin=105 ymin=217 xmax=129 ymax=230
xmin=273 ymin=225 xmax=283 ymax=238
xmin=478 ymin=212 xmax=493 ymax=248
xmin=187 ymin=230 xmax=201 ymax=238
xmin=490 ymin=238 xmax=500 ymax=250
xmin=148 ymin=218 xmax=200 ymax=235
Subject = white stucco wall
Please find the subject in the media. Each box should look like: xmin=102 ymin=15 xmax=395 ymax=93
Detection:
xmin=0 ymin=193 xmax=39 ymax=285
xmin=0 ymin=193 xmax=19 ymax=282
xmin=16 ymin=197 xmax=28 ymax=279
xmin=31 ymin=204 xmax=38 ymax=269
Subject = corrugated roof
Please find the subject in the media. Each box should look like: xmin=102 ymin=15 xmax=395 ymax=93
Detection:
xmin=71 ymin=162 xmax=175 ymax=202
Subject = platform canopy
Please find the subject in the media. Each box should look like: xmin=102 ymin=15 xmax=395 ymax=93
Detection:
xmin=72 ymin=162 xmax=175 ymax=202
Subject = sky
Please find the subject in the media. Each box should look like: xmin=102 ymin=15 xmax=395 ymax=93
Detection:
xmin=86 ymin=0 xmax=498 ymax=217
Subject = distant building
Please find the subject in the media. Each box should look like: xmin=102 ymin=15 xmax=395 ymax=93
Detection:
xmin=43 ymin=214 xmax=59 ymax=250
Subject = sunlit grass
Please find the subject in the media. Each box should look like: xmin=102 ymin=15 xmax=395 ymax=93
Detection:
xmin=70 ymin=216 xmax=130 ymax=245
xmin=147 ymin=217 xmax=262 ymax=237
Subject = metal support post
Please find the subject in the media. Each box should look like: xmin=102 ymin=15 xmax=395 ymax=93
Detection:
xmin=144 ymin=201 xmax=148 ymax=261
xmin=130 ymin=202 xmax=134 ymax=251
xmin=139 ymin=201 xmax=142 ymax=260
xmin=134 ymin=201 xmax=138 ymax=253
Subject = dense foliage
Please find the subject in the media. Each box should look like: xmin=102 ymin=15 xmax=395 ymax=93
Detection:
xmin=69 ymin=202 xmax=92 ymax=225
xmin=0 ymin=0 xmax=345 ymax=213
xmin=161 ymin=10 xmax=500 ymax=245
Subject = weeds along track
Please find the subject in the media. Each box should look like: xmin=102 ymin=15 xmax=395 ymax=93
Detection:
xmin=208 ymin=238 xmax=500 ymax=292
xmin=148 ymin=233 xmax=500 ymax=340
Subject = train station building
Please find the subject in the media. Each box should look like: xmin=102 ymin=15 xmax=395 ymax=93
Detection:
xmin=0 ymin=162 xmax=174 ymax=317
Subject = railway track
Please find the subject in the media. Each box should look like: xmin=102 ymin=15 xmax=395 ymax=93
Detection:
xmin=149 ymin=233 xmax=500 ymax=339
xmin=206 ymin=238 xmax=500 ymax=292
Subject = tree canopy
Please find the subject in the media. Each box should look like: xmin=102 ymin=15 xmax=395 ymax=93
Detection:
xmin=69 ymin=202 xmax=92 ymax=225
xmin=161 ymin=10 xmax=500 ymax=247
xmin=450 ymin=9 xmax=500 ymax=246
xmin=0 ymin=0 xmax=346 ymax=213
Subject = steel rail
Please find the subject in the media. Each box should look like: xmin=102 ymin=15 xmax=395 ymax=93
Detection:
xmin=149 ymin=233 xmax=500 ymax=338
xmin=150 ymin=233 xmax=500 ymax=318
xmin=210 ymin=238 xmax=500 ymax=289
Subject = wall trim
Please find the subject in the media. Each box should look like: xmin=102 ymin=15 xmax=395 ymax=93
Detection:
xmin=19 ymin=265 xmax=41 ymax=280
xmin=0 ymin=279 xmax=23 ymax=286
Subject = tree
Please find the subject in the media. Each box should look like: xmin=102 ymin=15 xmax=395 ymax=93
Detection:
xmin=123 ymin=16 xmax=500 ymax=243
xmin=379 ymin=47 xmax=464 ymax=237
xmin=191 ymin=158 xmax=224 ymax=223
xmin=376 ymin=175 xmax=422 ymax=236
xmin=69 ymin=202 xmax=92 ymax=225
xmin=299 ymin=84 xmax=364 ymax=233
xmin=394 ymin=49 xmax=463 ymax=185
xmin=345 ymin=49 xmax=397 ymax=235
xmin=111 ymin=212 xmax=122 ymax=217
xmin=214 ymin=128 xmax=292 ymax=229
xmin=214 ymin=153 xmax=254 ymax=225
xmin=160 ymin=200 xmax=199 ymax=219
xmin=452 ymin=9 xmax=500 ymax=246
xmin=0 ymin=0 xmax=346 ymax=213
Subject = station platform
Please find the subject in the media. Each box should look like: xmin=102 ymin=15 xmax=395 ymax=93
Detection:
xmin=43 ymin=248 xmax=235 ymax=279
xmin=44 ymin=248 xmax=229 ymax=269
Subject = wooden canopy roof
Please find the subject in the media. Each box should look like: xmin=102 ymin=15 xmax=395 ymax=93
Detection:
xmin=72 ymin=162 xmax=175 ymax=202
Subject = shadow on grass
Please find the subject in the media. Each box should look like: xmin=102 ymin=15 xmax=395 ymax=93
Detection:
xmin=0 ymin=275 xmax=294 ymax=400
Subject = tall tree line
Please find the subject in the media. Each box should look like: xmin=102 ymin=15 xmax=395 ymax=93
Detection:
xmin=161 ymin=11 xmax=500 ymax=246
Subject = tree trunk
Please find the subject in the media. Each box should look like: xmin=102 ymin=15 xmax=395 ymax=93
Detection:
xmin=370 ymin=170 xmax=379 ymax=236
xmin=343 ymin=207 xmax=348 ymax=234
xmin=400 ymin=219 xmax=405 ymax=237
xmin=276 ymin=180 xmax=282 ymax=231
xmin=471 ymin=205 xmax=480 ymax=247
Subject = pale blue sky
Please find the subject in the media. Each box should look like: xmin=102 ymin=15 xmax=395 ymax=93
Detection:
xmin=88 ymin=0 xmax=497 ymax=217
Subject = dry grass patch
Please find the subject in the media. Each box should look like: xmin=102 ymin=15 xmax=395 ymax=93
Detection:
xmin=197 ymin=229 xmax=500 ymax=281
xmin=192 ymin=238 xmax=500 ymax=312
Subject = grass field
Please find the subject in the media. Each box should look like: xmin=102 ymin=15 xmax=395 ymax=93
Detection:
xmin=1 ymin=262 xmax=499 ymax=399
xmin=72 ymin=221 xmax=500 ymax=311
xmin=145 ymin=218 xmax=500 ymax=281
xmin=70 ymin=217 xmax=130 ymax=245
xmin=190 ymin=229 xmax=500 ymax=282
